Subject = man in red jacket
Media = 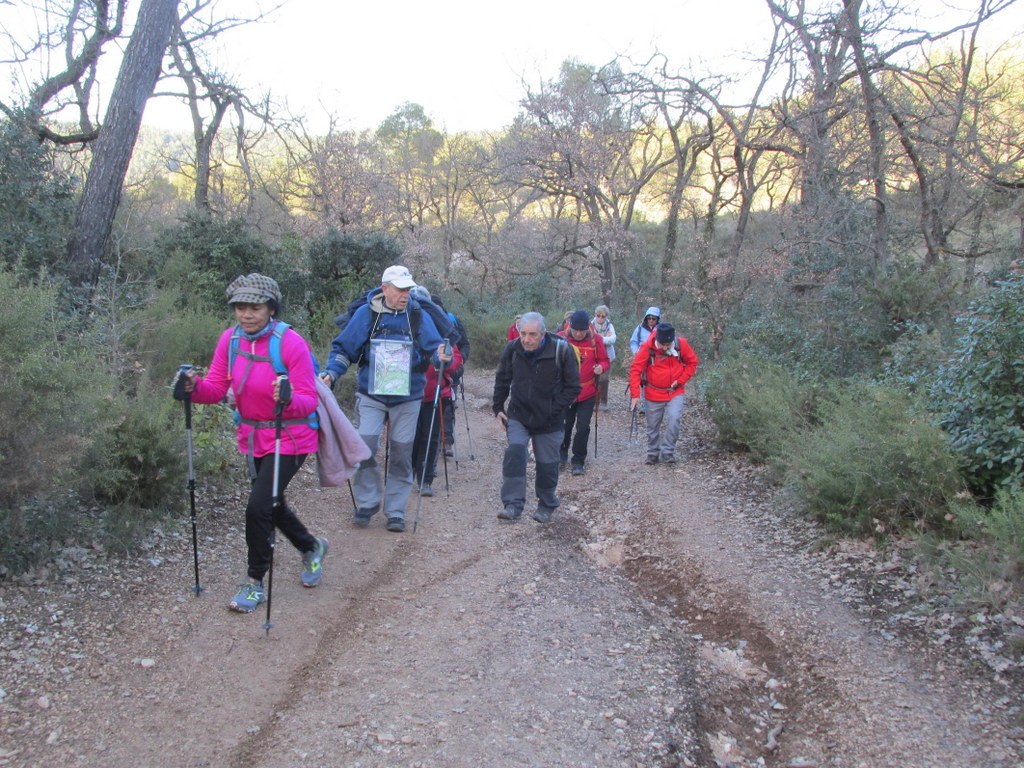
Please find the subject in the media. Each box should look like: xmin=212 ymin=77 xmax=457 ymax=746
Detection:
xmin=559 ymin=309 xmax=610 ymax=475
xmin=629 ymin=323 xmax=699 ymax=464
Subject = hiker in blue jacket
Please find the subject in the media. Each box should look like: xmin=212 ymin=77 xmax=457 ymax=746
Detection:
xmin=321 ymin=265 xmax=452 ymax=533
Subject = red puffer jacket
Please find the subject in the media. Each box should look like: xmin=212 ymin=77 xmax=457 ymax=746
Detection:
xmin=628 ymin=334 xmax=699 ymax=402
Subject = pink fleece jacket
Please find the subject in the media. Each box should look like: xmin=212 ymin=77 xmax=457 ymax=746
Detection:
xmin=192 ymin=323 xmax=319 ymax=457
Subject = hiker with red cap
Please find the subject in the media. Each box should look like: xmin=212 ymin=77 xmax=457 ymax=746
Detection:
xmin=558 ymin=309 xmax=610 ymax=476
xmin=629 ymin=322 xmax=699 ymax=465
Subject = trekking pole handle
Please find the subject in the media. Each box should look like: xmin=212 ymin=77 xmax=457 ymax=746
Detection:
xmin=173 ymin=364 xmax=194 ymax=402
xmin=275 ymin=374 xmax=291 ymax=409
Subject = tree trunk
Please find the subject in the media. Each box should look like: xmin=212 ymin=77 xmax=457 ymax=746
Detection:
xmin=65 ymin=0 xmax=178 ymax=289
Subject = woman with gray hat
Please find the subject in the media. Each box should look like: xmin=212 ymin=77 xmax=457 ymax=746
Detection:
xmin=177 ymin=273 xmax=329 ymax=613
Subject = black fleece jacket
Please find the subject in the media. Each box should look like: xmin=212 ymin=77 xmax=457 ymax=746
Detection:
xmin=492 ymin=333 xmax=581 ymax=435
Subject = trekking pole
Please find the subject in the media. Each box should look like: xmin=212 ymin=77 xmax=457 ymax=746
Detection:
xmin=593 ymin=372 xmax=600 ymax=459
xmin=438 ymin=396 xmax=450 ymax=495
xmin=347 ymin=478 xmax=357 ymax=514
xmin=629 ymin=406 xmax=639 ymax=445
xmin=383 ymin=414 xmax=390 ymax=486
xmin=173 ymin=365 xmax=202 ymax=596
xmin=263 ymin=374 xmax=290 ymax=636
xmin=459 ymin=380 xmax=475 ymax=460
xmin=413 ymin=340 xmax=449 ymax=533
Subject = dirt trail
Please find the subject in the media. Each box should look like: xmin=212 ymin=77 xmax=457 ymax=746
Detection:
xmin=1 ymin=370 xmax=1022 ymax=767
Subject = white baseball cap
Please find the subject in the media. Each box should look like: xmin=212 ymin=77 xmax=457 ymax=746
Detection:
xmin=381 ymin=264 xmax=416 ymax=289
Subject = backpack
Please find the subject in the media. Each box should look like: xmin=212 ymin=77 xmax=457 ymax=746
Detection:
xmin=333 ymin=291 xmax=458 ymax=371
xmin=227 ymin=320 xmax=319 ymax=429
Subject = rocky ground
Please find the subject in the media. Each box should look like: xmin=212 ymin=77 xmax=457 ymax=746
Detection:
xmin=1 ymin=369 xmax=1023 ymax=768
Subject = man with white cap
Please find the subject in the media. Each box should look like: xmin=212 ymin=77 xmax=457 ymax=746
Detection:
xmin=322 ymin=265 xmax=452 ymax=532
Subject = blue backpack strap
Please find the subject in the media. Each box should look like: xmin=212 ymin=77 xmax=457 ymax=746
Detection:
xmin=268 ymin=320 xmax=290 ymax=375
xmin=227 ymin=320 xmax=319 ymax=431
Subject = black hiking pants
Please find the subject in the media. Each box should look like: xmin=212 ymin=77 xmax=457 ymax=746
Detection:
xmin=245 ymin=454 xmax=316 ymax=582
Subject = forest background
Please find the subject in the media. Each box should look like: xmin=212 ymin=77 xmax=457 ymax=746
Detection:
xmin=0 ymin=0 xmax=1022 ymax=622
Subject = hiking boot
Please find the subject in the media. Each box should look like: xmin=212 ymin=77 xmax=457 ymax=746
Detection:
xmin=571 ymin=464 xmax=585 ymax=476
xmin=420 ymin=482 xmax=434 ymax=497
xmin=301 ymin=537 xmax=329 ymax=588
xmin=644 ymin=455 xmax=659 ymax=465
xmin=353 ymin=507 xmax=375 ymax=527
xmin=533 ymin=508 xmax=553 ymax=524
xmin=228 ymin=581 xmax=265 ymax=613
xmin=444 ymin=446 xmax=454 ymax=457
xmin=497 ymin=505 xmax=522 ymax=521
xmin=660 ymin=453 xmax=677 ymax=464
xmin=386 ymin=516 xmax=405 ymax=533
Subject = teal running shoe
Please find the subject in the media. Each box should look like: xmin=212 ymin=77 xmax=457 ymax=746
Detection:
xmin=228 ymin=581 xmax=265 ymax=613
xmin=301 ymin=537 xmax=329 ymax=588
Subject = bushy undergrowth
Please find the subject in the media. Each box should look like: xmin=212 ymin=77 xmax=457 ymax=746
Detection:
xmin=0 ymin=272 xmax=111 ymax=506
xmin=706 ymin=353 xmax=964 ymax=536
xmin=916 ymin=486 xmax=1024 ymax=612
xmin=704 ymin=355 xmax=820 ymax=468
xmin=82 ymin=393 xmax=184 ymax=509
xmin=784 ymin=383 xmax=964 ymax=535
xmin=932 ymin=269 xmax=1024 ymax=496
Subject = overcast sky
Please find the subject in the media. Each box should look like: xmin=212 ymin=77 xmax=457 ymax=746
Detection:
xmin=4 ymin=0 xmax=1024 ymax=134
xmin=143 ymin=0 xmax=770 ymax=133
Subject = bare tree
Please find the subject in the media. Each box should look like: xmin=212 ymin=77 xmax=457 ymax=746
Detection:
xmin=65 ymin=0 xmax=178 ymax=289
xmin=157 ymin=0 xmax=280 ymax=215
xmin=0 ymin=0 xmax=128 ymax=144
xmin=503 ymin=60 xmax=674 ymax=305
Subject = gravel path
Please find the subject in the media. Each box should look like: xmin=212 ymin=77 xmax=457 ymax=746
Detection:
xmin=1 ymin=370 xmax=1022 ymax=768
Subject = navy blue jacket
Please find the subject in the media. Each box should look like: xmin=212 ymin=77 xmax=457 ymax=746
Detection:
xmin=325 ymin=289 xmax=443 ymax=405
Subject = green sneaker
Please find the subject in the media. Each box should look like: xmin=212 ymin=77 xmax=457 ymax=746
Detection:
xmin=228 ymin=581 xmax=265 ymax=613
xmin=301 ymin=537 xmax=329 ymax=588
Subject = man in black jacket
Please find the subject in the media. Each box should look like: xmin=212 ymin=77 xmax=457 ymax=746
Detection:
xmin=492 ymin=312 xmax=581 ymax=523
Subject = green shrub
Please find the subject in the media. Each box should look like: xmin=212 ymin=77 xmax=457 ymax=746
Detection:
xmin=933 ymin=269 xmax=1024 ymax=495
xmin=917 ymin=486 xmax=1024 ymax=612
xmin=306 ymin=230 xmax=400 ymax=312
xmin=0 ymin=115 xmax=74 ymax=276
xmin=0 ymin=272 xmax=111 ymax=506
xmin=154 ymin=212 xmax=272 ymax=292
xmin=786 ymin=382 xmax=964 ymax=535
xmin=82 ymin=392 xmax=183 ymax=510
xmin=881 ymin=322 xmax=948 ymax=396
xmin=0 ymin=495 xmax=86 ymax=575
xmin=704 ymin=355 xmax=819 ymax=467
xmin=956 ymin=485 xmax=1024 ymax=562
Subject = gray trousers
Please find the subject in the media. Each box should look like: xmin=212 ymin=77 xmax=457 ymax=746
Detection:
xmin=501 ymin=419 xmax=561 ymax=515
xmin=644 ymin=395 xmax=686 ymax=458
xmin=353 ymin=394 xmax=420 ymax=521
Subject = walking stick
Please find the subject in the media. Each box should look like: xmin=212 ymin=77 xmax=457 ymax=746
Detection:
xmin=383 ymin=414 xmax=390 ymax=486
xmin=413 ymin=340 xmax=449 ymax=533
xmin=173 ymin=365 xmax=202 ymax=596
xmin=629 ymin=406 xmax=639 ymax=445
xmin=347 ymin=479 xmax=357 ymax=514
xmin=263 ymin=374 xmax=290 ymax=636
xmin=592 ymin=372 xmax=600 ymax=459
xmin=438 ymin=396 xmax=450 ymax=495
xmin=459 ymin=380 xmax=475 ymax=460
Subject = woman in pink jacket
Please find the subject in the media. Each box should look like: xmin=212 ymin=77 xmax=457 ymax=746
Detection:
xmin=179 ymin=274 xmax=328 ymax=614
